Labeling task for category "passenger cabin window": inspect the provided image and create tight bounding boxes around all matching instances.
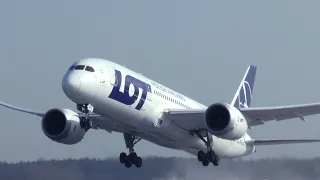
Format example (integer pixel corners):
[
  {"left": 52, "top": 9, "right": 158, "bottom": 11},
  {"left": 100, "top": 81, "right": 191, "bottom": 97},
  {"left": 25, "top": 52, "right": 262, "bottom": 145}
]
[
  {"left": 85, "top": 66, "right": 95, "bottom": 72},
  {"left": 74, "top": 65, "right": 85, "bottom": 70}
]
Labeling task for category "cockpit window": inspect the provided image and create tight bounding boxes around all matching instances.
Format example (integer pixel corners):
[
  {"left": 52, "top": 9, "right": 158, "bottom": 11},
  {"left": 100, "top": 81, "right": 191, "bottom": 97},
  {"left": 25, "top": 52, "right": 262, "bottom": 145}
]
[
  {"left": 74, "top": 65, "right": 85, "bottom": 70},
  {"left": 85, "top": 66, "right": 95, "bottom": 72}
]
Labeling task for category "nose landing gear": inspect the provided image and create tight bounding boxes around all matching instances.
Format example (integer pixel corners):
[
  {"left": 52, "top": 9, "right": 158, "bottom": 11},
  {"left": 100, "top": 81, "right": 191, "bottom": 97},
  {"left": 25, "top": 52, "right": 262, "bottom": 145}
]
[{"left": 77, "top": 104, "right": 92, "bottom": 132}]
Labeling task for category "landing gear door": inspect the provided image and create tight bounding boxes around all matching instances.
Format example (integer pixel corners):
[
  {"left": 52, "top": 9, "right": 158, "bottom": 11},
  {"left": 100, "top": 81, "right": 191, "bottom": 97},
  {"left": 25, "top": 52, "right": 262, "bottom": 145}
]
[{"left": 106, "top": 66, "right": 116, "bottom": 85}]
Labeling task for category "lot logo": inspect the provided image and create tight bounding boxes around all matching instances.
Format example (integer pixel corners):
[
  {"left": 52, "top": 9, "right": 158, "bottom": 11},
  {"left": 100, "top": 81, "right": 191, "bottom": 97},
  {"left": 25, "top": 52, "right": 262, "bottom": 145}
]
[
  {"left": 108, "top": 70, "right": 151, "bottom": 110},
  {"left": 238, "top": 80, "right": 252, "bottom": 108}
]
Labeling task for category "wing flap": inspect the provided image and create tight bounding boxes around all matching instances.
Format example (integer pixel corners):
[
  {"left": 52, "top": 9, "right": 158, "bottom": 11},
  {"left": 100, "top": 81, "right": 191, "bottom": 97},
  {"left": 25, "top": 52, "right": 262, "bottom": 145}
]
[{"left": 164, "top": 109, "right": 206, "bottom": 131}]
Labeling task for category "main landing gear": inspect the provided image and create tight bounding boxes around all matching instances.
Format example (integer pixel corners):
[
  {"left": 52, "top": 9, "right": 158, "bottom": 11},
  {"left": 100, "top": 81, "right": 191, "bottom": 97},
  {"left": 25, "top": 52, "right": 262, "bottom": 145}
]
[
  {"left": 195, "top": 131, "right": 220, "bottom": 167},
  {"left": 119, "top": 133, "right": 143, "bottom": 168},
  {"left": 77, "top": 104, "right": 92, "bottom": 132}
]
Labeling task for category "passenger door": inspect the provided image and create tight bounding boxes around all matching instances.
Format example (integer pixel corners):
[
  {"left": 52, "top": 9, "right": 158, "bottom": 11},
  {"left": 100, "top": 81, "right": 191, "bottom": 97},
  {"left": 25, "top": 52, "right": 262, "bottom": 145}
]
[
  {"left": 100, "top": 65, "right": 116, "bottom": 87},
  {"left": 106, "top": 65, "right": 116, "bottom": 86},
  {"left": 99, "top": 67, "right": 108, "bottom": 87}
]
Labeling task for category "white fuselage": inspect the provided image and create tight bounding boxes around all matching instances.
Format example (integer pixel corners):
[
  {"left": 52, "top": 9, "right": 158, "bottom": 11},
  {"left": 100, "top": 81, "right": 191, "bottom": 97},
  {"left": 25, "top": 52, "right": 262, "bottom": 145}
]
[{"left": 62, "top": 58, "right": 255, "bottom": 159}]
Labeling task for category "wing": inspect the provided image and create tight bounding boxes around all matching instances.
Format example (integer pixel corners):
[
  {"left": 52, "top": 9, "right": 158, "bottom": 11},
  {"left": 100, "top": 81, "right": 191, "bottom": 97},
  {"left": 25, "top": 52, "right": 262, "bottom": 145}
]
[
  {"left": 164, "top": 102, "right": 320, "bottom": 131},
  {"left": 240, "top": 102, "right": 320, "bottom": 126},
  {"left": 245, "top": 139, "right": 320, "bottom": 146},
  {"left": 0, "top": 101, "right": 45, "bottom": 117},
  {"left": 0, "top": 101, "right": 101, "bottom": 118}
]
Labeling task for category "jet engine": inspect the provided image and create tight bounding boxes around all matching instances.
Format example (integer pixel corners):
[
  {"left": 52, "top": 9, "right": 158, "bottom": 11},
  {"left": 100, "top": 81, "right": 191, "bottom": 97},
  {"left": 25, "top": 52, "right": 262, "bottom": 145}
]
[
  {"left": 41, "top": 108, "right": 86, "bottom": 144},
  {"left": 204, "top": 103, "right": 248, "bottom": 140}
]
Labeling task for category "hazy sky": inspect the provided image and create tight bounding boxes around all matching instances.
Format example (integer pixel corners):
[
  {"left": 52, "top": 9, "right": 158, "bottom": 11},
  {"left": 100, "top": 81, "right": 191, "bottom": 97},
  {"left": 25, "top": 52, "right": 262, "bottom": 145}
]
[{"left": 0, "top": 0, "right": 320, "bottom": 163}]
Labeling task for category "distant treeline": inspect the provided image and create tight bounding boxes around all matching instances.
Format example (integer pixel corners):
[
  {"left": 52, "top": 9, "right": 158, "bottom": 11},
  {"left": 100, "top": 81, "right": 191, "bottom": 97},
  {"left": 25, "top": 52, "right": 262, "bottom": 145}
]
[{"left": 0, "top": 157, "right": 319, "bottom": 180}]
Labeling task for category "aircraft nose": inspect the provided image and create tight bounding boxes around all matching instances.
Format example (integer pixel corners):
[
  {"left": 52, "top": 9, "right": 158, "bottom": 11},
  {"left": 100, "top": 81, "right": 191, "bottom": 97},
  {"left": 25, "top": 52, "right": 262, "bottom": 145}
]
[{"left": 62, "top": 72, "right": 81, "bottom": 96}]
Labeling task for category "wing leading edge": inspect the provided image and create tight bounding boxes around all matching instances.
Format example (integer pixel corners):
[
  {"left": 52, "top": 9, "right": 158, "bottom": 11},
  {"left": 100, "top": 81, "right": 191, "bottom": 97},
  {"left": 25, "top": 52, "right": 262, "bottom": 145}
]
[
  {"left": 0, "top": 101, "right": 101, "bottom": 118},
  {"left": 0, "top": 101, "right": 45, "bottom": 117}
]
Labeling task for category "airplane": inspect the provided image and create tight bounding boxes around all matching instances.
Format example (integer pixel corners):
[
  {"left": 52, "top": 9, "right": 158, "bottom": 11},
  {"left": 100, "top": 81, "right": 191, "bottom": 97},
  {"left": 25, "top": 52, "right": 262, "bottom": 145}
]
[{"left": 1, "top": 58, "right": 320, "bottom": 168}]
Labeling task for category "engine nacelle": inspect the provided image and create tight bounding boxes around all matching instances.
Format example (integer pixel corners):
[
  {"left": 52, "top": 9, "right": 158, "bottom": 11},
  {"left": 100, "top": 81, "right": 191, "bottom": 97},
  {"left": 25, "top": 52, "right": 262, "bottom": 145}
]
[
  {"left": 41, "top": 108, "right": 85, "bottom": 145},
  {"left": 204, "top": 103, "right": 248, "bottom": 140}
]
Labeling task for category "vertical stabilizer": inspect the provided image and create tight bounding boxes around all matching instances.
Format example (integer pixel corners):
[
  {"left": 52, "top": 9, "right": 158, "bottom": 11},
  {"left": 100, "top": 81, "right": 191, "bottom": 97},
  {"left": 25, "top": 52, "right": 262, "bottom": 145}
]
[{"left": 231, "top": 65, "right": 257, "bottom": 109}]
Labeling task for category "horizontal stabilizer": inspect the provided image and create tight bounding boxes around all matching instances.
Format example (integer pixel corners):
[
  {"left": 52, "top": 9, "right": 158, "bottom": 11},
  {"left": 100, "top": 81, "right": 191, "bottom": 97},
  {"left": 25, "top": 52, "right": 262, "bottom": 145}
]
[{"left": 246, "top": 139, "right": 320, "bottom": 146}]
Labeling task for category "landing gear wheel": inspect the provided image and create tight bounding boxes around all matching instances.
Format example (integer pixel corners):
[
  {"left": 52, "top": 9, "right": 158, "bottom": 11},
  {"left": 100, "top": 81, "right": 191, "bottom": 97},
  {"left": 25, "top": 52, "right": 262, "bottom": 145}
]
[
  {"left": 119, "top": 152, "right": 127, "bottom": 164},
  {"left": 129, "top": 152, "right": 138, "bottom": 163},
  {"left": 134, "top": 157, "right": 142, "bottom": 168},
  {"left": 202, "top": 160, "right": 209, "bottom": 166},
  {"left": 207, "top": 150, "right": 216, "bottom": 163},
  {"left": 197, "top": 150, "right": 206, "bottom": 162},
  {"left": 213, "top": 155, "right": 220, "bottom": 166},
  {"left": 124, "top": 161, "right": 132, "bottom": 168}
]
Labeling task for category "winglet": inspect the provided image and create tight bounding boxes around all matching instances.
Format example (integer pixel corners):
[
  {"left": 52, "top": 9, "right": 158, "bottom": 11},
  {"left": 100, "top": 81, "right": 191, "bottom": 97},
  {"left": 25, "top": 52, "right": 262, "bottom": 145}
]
[
  {"left": 231, "top": 65, "right": 257, "bottom": 109},
  {"left": 294, "top": 112, "right": 307, "bottom": 121}
]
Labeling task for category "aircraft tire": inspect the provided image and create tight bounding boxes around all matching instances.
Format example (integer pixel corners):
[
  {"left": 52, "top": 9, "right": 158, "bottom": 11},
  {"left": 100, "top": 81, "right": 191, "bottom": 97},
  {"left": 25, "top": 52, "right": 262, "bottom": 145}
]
[
  {"left": 129, "top": 152, "right": 138, "bottom": 163},
  {"left": 120, "top": 152, "right": 127, "bottom": 164},
  {"left": 202, "top": 160, "right": 209, "bottom": 166},
  {"left": 207, "top": 150, "right": 216, "bottom": 163},
  {"left": 213, "top": 155, "right": 220, "bottom": 166},
  {"left": 197, "top": 150, "right": 206, "bottom": 162},
  {"left": 125, "top": 161, "right": 132, "bottom": 168},
  {"left": 134, "top": 157, "right": 142, "bottom": 168}
]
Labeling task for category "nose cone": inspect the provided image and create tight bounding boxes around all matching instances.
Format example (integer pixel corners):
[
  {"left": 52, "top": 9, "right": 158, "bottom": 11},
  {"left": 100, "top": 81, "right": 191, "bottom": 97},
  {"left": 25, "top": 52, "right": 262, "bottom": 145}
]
[{"left": 62, "top": 73, "right": 81, "bottom": 97}]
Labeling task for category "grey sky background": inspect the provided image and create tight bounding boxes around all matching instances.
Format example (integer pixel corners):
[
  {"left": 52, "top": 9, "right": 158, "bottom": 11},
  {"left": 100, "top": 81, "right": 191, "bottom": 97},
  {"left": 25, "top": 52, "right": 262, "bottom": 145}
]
[{"left": 0, "top": 0, "right": 320, "bottom": 162}]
